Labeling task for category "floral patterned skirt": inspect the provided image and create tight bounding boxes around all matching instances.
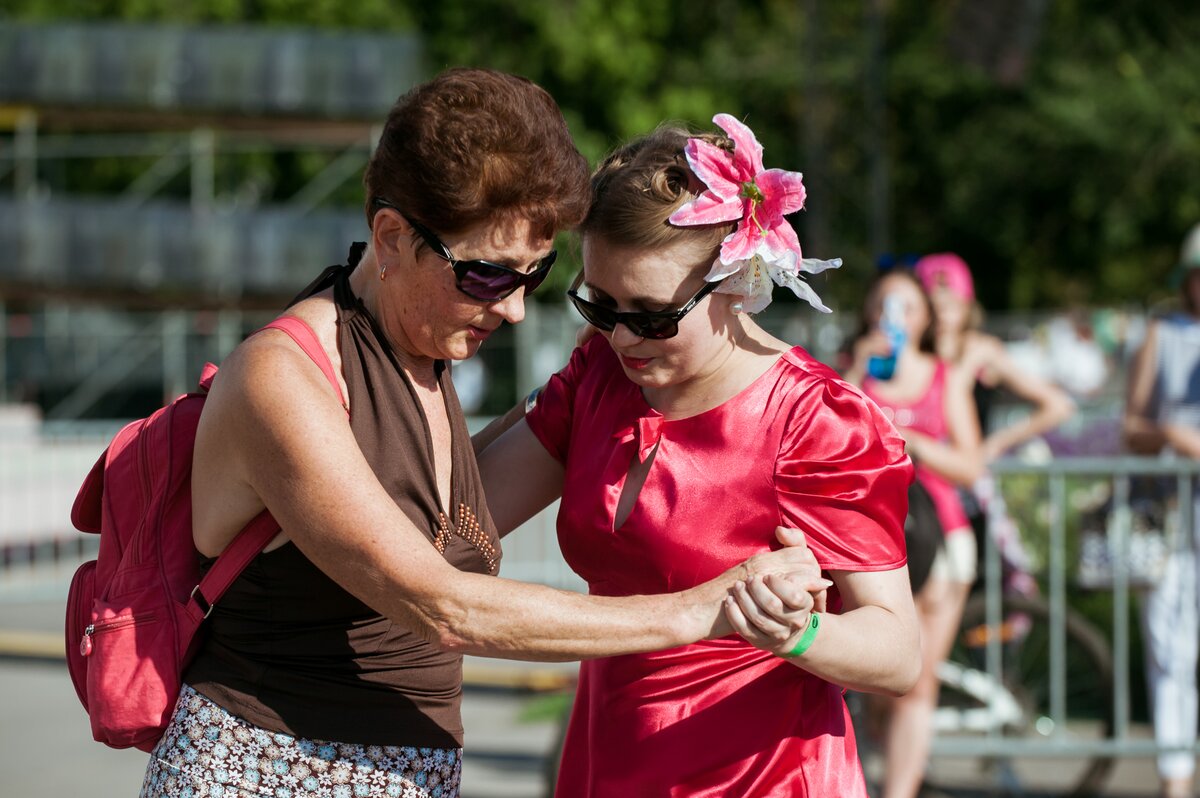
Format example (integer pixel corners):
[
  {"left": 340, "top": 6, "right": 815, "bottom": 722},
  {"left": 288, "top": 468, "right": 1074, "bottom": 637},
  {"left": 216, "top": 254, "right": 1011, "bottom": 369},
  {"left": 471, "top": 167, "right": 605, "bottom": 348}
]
[{"left": 140, "top": 685, "right": 462, "bottom": 798}]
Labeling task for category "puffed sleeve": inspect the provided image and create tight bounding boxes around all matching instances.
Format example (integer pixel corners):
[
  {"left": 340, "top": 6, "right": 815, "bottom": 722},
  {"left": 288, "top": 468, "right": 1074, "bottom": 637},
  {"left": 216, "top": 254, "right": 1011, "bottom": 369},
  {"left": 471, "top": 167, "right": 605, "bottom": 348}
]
[
  {"left": 775, "top": 374, "right": 912, "bottom": 572},
  {"left": 524, "top": 337, "right": 596, "bottom": 464}
]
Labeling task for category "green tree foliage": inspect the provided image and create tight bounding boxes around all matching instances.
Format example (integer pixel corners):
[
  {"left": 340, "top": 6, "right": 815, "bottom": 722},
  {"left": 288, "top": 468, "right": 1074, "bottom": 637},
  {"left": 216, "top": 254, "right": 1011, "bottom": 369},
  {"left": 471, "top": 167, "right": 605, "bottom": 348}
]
[
  {"left": 886, "top": 1, "right": 1200, "bottom": 310},
  {"left": 3, "top": 0, "right": 1198, "bottom": 310}
]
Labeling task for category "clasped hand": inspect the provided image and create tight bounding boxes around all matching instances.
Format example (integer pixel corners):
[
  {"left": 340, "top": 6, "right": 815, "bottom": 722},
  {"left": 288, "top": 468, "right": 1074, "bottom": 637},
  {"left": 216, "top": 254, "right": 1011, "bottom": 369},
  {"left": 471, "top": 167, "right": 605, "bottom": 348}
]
[{"left": 727, "top": 526, "right": 830, "bottom": 657}]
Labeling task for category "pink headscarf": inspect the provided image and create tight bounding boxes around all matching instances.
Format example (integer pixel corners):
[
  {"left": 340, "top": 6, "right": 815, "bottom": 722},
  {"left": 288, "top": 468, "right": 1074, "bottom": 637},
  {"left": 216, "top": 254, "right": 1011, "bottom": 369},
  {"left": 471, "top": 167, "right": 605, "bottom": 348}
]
[{"left": 915, "top": 252, "right": 975, "bottom": 302}]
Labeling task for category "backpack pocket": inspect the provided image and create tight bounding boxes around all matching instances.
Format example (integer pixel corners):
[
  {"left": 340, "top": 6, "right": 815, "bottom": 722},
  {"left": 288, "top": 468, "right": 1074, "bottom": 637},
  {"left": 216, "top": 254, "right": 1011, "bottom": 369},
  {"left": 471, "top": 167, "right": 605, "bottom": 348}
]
[
  {"left": 83, "top": 596, "right": 172, "bottom": 751},
  {"left": 65, "top": 560, "right": 97, "bottom": 709}
]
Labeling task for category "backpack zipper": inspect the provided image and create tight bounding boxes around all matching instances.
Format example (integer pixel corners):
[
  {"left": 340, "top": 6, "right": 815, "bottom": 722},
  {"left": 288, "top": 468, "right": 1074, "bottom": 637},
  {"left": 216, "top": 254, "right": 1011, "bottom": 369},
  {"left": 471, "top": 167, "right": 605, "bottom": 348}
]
[{"left": 79, "top": 612, "right": 155, "bottom": 657}]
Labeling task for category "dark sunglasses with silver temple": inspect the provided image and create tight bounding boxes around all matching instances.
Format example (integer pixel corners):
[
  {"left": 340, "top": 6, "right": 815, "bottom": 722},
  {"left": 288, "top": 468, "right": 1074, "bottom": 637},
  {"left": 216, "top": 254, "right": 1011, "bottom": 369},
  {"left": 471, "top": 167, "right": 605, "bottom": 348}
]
[
  {"left": 372, "top": 198, "right": 557, "bottom": 302},
  {"left": 567, "top": 278, "right": 723, "bottom": 340}
]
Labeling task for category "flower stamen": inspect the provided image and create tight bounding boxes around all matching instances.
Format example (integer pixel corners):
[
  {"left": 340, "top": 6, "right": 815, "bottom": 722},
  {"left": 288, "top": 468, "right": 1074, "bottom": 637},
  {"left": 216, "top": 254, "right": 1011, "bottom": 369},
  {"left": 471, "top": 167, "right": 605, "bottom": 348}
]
[{"left": 739, "top": 181, "right": 765, "bottom": 204}]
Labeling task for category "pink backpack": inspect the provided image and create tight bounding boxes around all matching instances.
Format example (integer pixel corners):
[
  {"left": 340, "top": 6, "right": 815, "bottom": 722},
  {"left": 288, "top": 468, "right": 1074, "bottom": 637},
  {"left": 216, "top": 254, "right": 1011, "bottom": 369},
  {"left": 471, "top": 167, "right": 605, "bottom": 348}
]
[{"left": 65, "top": 317, "right": 343, "bottom": 751}]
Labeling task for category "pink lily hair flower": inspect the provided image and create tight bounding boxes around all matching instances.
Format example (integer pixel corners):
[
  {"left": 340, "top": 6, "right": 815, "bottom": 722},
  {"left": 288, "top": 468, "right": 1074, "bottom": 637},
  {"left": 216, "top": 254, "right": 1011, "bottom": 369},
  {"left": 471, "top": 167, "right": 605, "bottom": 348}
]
[{"left": 668, "top": 113, "right": 841, "bottom": 313}]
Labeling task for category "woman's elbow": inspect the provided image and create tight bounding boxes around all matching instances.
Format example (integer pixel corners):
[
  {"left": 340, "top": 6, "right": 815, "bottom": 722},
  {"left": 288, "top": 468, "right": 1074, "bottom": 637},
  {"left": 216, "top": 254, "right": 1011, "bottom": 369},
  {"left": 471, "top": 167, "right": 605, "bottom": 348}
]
[
  {"left": 884, "top": 617, "right": 922, "bottom": 695},
  {"left": 392, "top": 595, "right": 475, "bottom": 654},
  {"left": 955, "top": 457, "right": 985, "bottom": 487},
  {"left": 872, "top": 652, "right": 922, "bottom": 697},
  {"left": 429, "top": 621, "right": 473, "bottom": 654},
  {"left": 890, "top": 652, "right": 923, "bottom": 696},
  {"left": 1051, "top": 394, "right": 1076, "bottom": 426}
]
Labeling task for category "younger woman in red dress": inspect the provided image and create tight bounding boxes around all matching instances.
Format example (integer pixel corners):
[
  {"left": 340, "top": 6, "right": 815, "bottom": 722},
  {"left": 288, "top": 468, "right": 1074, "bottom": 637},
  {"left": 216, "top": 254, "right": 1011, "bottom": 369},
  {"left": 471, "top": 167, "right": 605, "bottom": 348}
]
[{"left": 478, "top": 116, "right": 920, "bottom": 796}]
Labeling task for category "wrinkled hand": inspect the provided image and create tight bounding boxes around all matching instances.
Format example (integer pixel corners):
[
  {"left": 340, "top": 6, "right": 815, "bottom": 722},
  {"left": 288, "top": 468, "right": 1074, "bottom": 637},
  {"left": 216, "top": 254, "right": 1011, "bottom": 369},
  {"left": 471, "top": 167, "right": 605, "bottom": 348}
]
[
  {"left": 741, "top": 526, "right": 824, "bottom": 584},
  {"left": 725, "top": 571, "right": 831, "bottom": 657},
  {"left": 726, "top": 527, "right": 831, "bottom": 656},
  {"left": 705, "top": 527, "right": 828, "bottom": 640}
]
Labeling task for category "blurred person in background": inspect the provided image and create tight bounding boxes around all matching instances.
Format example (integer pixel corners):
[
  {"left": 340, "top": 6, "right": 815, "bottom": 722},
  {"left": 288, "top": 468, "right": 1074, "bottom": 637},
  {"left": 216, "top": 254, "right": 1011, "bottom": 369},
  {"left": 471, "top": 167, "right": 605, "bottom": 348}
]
[
  {"left": 916, "top": 253, "right": 1075, "bottom": 464},
  {"left": 844, "top": 267, "right": 984, "bottom": 798},
  {"left": 144, "top": 69, "right": 821, "bottom": 798},
  {"left": 916, "top": 252, "right": 1075, "bottom": 594},
  {"left": 477, "top": 116, "right": 921, "bottom": 796},
  {"left": 1123, "top": 222, "right": 1200, "bottom": 798}
]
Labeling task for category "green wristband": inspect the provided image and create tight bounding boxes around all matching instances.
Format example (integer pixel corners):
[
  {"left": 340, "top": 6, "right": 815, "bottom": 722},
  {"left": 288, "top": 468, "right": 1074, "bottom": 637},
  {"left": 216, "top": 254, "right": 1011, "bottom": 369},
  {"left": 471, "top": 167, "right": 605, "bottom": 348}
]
[{"left": 784, "top": 612, "right": 821, "bottom": 659}]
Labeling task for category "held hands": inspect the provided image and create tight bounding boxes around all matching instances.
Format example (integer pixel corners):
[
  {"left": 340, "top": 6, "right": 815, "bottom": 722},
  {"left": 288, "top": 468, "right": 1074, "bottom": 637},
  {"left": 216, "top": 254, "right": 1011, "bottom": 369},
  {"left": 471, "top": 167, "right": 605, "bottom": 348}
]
[
  {"left": 725, "top": 527, "right": 831, "bottom": 658},
  {"left": 738, "top": 526, "right": 825, "bottom": 584}
]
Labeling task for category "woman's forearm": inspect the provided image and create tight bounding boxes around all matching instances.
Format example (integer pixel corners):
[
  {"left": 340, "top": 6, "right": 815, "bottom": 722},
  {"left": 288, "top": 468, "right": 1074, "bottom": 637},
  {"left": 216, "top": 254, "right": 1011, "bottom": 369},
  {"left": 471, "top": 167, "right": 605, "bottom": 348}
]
[
  {"left": 1164, "top": 423, "right": 1200, "bottom": 459},
  {"left": 471, "top": 398, "right": 528, "bottom": 455},
  {"left": 413, "top": 572, "right": 717, "bottom": 661},
  {"left": 905, "top": 430, "right": 982, "bottom": 486},
  {"left": 785, "top": 606, "right": 920, "bottom": 696},
  {"left": 382, "top": 544, "right": 819, "bottom": 662},
  {"left": 984, "top": 393, "right": 1075, "bottom": 460}
]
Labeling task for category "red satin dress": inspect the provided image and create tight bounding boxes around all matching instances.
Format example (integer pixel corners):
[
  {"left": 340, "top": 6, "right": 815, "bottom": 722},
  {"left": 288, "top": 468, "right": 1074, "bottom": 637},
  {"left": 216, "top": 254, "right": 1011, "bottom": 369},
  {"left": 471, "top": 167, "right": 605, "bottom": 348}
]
[{"left": 526, "top": 337, "right": 911, "bottom": 797}]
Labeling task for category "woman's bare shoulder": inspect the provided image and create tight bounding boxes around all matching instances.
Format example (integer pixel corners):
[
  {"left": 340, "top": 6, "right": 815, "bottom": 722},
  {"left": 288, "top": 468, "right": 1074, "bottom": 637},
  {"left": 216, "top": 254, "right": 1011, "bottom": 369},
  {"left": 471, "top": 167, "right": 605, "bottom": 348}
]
[
  {"left": 203, "top": 300, "right": 346, "bottom": 447},
  {"left": 962, "top": 330, "right": 1004, "bottom": 359}
]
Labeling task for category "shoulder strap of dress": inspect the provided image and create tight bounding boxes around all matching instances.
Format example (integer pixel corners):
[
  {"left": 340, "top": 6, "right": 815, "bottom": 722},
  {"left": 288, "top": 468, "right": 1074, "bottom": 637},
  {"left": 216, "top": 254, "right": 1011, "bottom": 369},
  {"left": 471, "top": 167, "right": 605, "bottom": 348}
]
[
  {"left": 933, "top": 357, "right": 948, "bottom": 383},
  {"left": 259, "top": 316, "right": 348, "bottom": 411}
]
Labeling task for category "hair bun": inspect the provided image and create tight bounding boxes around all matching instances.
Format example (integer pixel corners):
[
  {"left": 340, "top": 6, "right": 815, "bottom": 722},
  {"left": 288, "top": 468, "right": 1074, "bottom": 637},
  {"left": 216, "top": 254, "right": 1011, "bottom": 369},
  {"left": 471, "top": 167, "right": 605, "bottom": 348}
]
[{"left": 648, "top": 162, "right": 693, "bottom": 202}]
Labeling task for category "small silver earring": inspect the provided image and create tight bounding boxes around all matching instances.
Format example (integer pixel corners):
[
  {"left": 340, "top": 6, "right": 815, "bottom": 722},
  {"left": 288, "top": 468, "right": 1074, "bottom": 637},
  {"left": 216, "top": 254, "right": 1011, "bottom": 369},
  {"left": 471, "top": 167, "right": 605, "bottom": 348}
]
[
  {"left": 731, "top": 301, "right": 744, "bottom": 314},
  {"left": 379, "top": 264, "right": 387, "bottom": 281}
]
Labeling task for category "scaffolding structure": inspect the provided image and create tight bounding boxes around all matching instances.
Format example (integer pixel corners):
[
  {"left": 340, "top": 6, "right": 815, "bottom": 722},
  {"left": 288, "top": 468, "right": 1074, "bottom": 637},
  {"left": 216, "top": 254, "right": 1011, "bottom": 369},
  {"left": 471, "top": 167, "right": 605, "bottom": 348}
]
[{"left": 0, "top": 21, "right": 424, "bottom": 417}]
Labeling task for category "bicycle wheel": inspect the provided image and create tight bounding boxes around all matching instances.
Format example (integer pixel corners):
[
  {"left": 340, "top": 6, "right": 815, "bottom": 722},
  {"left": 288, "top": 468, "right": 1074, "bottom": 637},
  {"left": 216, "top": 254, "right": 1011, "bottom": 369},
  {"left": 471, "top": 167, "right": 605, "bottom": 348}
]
[{"left": 928, "top": 593, "right": 1115, "bottom": 798}]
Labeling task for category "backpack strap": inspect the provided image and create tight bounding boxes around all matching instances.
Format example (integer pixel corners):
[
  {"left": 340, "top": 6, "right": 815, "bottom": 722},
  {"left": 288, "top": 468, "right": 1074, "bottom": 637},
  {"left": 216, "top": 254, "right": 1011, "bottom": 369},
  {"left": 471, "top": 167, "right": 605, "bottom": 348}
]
[
  {"left": 188, "top": 316, "right": 349, "bottom": 617},
  {"left": 191, "top": 509, "right": 281, "bottom": 617},
  {"left": 260, "top": 316, "right": 348, "bottom": 411}
]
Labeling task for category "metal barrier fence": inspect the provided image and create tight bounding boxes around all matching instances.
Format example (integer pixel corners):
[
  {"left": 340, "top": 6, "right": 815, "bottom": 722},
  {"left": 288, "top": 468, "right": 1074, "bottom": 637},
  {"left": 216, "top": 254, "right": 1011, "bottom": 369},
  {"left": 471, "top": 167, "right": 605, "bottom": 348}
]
[{"left": 932, "top": 455, "right": 1200, "bottom": 769}]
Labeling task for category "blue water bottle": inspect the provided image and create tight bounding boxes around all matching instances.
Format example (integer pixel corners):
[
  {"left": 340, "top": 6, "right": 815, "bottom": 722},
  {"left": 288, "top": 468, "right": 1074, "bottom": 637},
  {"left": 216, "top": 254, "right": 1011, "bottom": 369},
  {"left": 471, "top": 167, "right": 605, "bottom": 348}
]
[{"left": 867, "top": 293, "right": 907, "bottom": 380}]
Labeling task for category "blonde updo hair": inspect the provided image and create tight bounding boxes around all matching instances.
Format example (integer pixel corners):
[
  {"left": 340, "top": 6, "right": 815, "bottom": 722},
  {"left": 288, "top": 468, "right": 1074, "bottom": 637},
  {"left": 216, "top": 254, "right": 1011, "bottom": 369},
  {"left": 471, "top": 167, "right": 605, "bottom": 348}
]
[{"left": 581, "top": 125, "right": 737, "bottom": 257}]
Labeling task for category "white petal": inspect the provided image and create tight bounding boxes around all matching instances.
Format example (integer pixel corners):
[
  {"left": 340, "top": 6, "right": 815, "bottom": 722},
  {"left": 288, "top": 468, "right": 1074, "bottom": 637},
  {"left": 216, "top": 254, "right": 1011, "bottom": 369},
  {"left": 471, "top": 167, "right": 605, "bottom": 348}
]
[
  {"left": 705, "top": 255, "right": 745, "bottom": 282},
  {"left": 741, "top": 283, "right": 774, "bottom": 313},
  {"left": 774, "top": 269, "right": 833, "bottom": 313},
  {"left": 716, "top": 257, "right": 774, "bottom": 313},
  {"left": 799, "top": 257, "right": 842, "bottom": 275}
]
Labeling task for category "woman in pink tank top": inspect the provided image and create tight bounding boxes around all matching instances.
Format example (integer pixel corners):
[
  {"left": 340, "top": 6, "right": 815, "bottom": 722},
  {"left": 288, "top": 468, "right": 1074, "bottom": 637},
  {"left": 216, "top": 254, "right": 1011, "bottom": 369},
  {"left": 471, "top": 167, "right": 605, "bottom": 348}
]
[{"left": 844, "top": 267, "right": 983, "bottom": 798}]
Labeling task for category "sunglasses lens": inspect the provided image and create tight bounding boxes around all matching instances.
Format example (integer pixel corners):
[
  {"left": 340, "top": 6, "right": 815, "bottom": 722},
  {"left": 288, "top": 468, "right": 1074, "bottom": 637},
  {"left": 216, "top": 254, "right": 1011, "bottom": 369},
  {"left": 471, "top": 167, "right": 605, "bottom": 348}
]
[
  {"left": 524, "top": 252, "right": 555, "bottom": 294},
  {"left": 568, "top": 297, "right": 681, "bottom": 339},
  {"left": 458, "top": 252, "right": 557, "bottom": 302},
  {"left": 569, "top": 294, "right": 615, "bottom": 331},
  {"left": 458, "top": 263, "right": 520, "bottom": 301},
  {"left": 632, "top": 318, "right": 678, "bottom": 339}
]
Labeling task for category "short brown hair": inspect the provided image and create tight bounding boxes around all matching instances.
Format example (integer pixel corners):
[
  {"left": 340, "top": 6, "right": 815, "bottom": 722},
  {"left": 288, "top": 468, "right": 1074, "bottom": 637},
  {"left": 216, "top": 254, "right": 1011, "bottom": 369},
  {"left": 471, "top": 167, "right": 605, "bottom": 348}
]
[
  {"left": 364, "top": 68, "right": 590, "bottom": 239},
  {"left": 581, "top": 125, "right": 736, "bottom": 256}
]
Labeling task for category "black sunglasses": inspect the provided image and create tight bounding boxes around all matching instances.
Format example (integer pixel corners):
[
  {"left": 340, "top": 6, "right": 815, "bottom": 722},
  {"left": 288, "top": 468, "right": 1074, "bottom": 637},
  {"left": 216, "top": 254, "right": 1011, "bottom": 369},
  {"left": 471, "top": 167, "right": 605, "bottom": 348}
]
[
  {"left": 567, "top": 279, "right": 722, "bottom": 339},
  {"left": 372, "top": 198, "right": 557, "bottom": 302}
]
